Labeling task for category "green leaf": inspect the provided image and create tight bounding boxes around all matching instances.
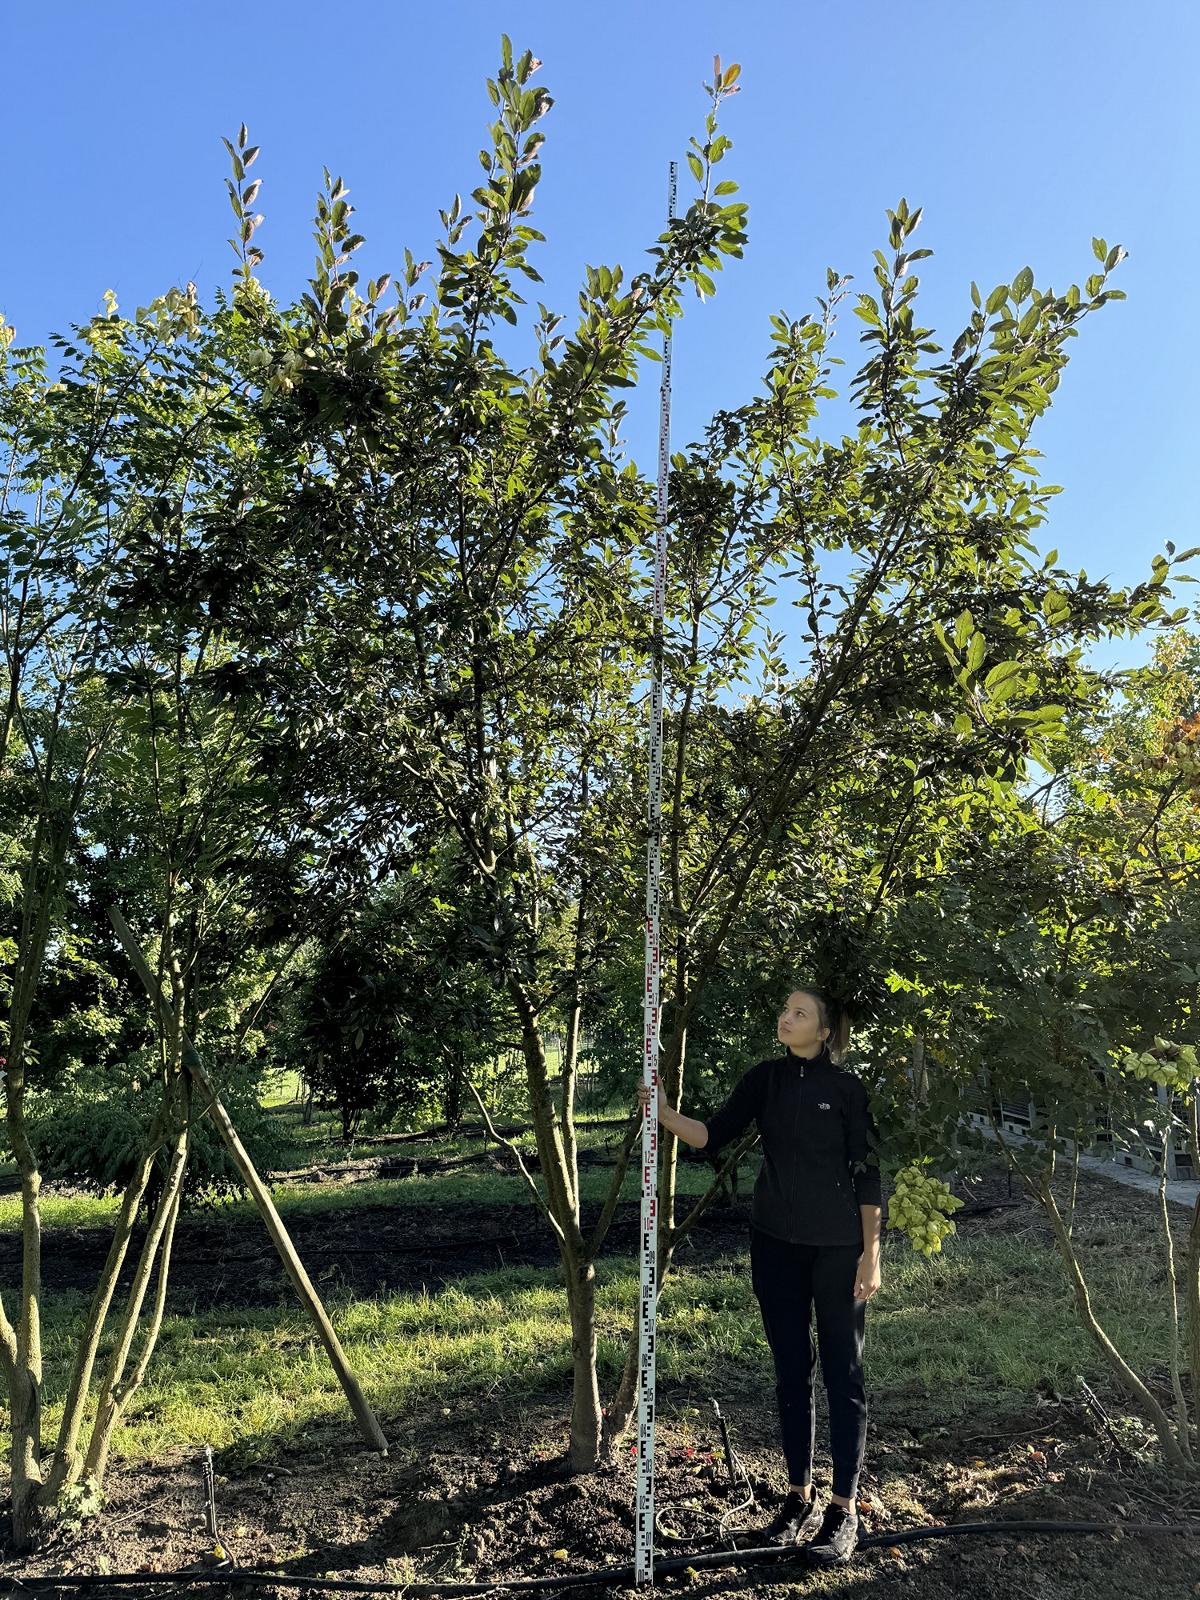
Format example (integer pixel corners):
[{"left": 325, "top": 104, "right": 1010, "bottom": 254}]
[
  {"left": 1091, "top": 236, "right": 1107, "bottom": 262},
  {"left": 985, "top": 285, "right": 1008, "bottom": 314},
  {"left": 932, "top": 620, "right": 956, "bottom": 662},
  {"left": 988, "top": 674, "right": 1024, "bottom": 706},
  {"left": 687, "top": 151, "right": 704, "bottom": 183},
  {"left": 966, "top": 633, "right": 986, "bottom": 674},
  {"left": 1011, "top": 265, "right": 1034, "bottom": 300}
]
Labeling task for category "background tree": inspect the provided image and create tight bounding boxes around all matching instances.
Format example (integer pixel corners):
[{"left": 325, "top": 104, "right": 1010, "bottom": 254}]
[
  {"left": 290, "top": 846, "right": 516, "bottom": 1141},
  {"left": 856, "top": 626, "right": 1200, "bottom": 1477}
]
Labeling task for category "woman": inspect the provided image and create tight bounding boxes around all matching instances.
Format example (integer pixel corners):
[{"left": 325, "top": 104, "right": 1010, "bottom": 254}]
[{"left": 636, "top": 986, "right": 882, "bottom": 1567}]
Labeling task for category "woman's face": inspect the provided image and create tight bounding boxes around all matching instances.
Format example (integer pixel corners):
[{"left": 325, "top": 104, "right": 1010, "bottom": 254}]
[{"left": 777, "top": 992, "right": 828, "bottom": 1055}]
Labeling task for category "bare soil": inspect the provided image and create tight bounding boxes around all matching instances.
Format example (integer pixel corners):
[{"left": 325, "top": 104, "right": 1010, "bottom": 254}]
[{"left": 3, "top": 1161, "right": 1200, "bottom": 1597}]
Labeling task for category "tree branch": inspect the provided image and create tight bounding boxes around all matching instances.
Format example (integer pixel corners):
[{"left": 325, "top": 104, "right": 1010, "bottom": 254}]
[
  {"left": 584, "top": 1112, "right": 642, "bottom": 1258},
  {"left": 0, "top": 1289, "right": 19, "bottom": 1394},
  {"left": 464, "top": 1074, "right": 566, "bottom": 1246},
  {"left": 671, "top": 1131, "right": 761, "bottom": 1246}
]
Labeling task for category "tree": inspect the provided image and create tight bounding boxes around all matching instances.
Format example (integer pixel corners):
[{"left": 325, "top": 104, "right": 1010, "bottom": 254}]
[
  {"left": 291, "top": 846, "right": 514, "bottom": 1142},
  {"left": 854, "top": 627, "right": 1200, "bottom": 1475},
  {"left": 206, "top": 42, "right": 749, "bottom": 1473},
  {"left": 202, "top": 42, "right": 1187, "bottom": 1471},
  {"left": 0, "top": 205, "right": 418, "bottom": 1551}
]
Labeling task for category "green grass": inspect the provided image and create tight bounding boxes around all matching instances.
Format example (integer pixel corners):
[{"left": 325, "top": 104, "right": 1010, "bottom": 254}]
[
  {"left": 0, "top": 1166, "right": 1179, "bottom": 1473},
  {"left": 0, "top": 1144, "right": 722, "bottom": 1234},
  {"left": 260, "top": 1068, "right": 304, "bottom": 1110},
  {"left": 1, "top": 1076, "right": 1183, "bottom": 1476},
  {"left": 0, "top": 1088, "right": 648, "bottom": 1233},
  {"left": 264, "top": 1109, "right": 620, "bottom": 1172},
  {"left": 258, "top": 1049, "right": 605, "bottom": 1171}
]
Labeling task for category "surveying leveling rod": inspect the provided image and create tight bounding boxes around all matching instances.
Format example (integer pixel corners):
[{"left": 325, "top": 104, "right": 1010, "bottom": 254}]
[{"left": 636, "top": 159, "right": 677, "bottom": 1589}]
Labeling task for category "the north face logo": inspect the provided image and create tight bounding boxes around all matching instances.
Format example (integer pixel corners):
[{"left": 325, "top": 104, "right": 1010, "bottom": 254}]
[{"left": 818, "top": 1101, "right": 831, "bottom": 1110}]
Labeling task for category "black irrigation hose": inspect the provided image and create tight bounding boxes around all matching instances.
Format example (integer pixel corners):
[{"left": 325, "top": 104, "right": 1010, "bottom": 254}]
[{"left": 5, "top": 1519, "right": 1200, "bottom": 1598}]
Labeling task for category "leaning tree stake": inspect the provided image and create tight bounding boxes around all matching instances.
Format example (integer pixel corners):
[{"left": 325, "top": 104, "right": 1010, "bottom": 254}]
[
  {"left": 107, "top": 902, "right": 389, "bottom": 1457},
  {"left": 635, "top": 159, "right": 676, "bottom": 1589}
]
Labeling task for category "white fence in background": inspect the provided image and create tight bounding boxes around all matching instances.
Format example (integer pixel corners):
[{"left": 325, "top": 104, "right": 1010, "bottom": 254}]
[{"left": 955, "top": 1067, "right": 1196, "bottom": 1182}]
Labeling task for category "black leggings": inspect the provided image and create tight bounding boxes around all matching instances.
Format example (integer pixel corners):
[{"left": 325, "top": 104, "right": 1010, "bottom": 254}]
[{"left": 749, "top": 1224, "right": 868, "bottom": 1501}]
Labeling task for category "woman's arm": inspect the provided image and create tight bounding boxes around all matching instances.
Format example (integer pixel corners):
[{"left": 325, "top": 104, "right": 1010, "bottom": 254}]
[
  {"left": 846, "top": 1079, "right": 883, "bottom": 1207},
  {"left": 637, "top": 1064, "right": 764, "bottom": 1152},
  {"left": 658, "top": 1088, "right": 710, "bottom": 1149},
  {"left": 859, "top": 1203, "right": 882, "bottom": 1258},
  {"left": 636, "top": 1080, "right": 708, "bottom": 1146},
  {"left": 855, "top": 1204, "right": 883, "bottom": 1299}
]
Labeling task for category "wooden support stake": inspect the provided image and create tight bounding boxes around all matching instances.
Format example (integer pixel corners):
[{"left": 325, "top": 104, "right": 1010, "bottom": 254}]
[{"left": 107, "top": 903, "right": 389, "bottom": 1456}]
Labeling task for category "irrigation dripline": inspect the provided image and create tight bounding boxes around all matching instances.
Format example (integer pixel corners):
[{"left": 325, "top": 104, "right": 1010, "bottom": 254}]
[{"left": 4, "top": 1517, "right": 1200, "bottom": 1597}]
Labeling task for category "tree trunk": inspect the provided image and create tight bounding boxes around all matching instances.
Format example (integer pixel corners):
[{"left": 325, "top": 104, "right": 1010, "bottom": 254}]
[
  {"left": 81, "top": 1116, "right": 191, "bottom": 1489},
  {"left": 564, "top": 1249, "right": 603, "bottom": 1471},
  {"left": 912, "top": 1030, "right": 928, "bottom": 1107},
  {"left": 504, "top": 975, "right": 606, "bottom": 1468},
  {"left": 560, "top": 851, "right": 592, "bottom": 1216},
  {"left": 1035, "top": 1172, "right": 1196, "bottom": 1475},
  {"left": 6, "top": 1359, "right": 42, "bottom": 1552},
  {"left": 3, "top": 818, "right": 75, "bottom": 1551},
  {"left": 562, "top": 992, "right": 584, "bottom": 1222},
  {"left": 5, "top": 1062, "right": 46, "bottom": 1554},
  {"left": 40, "top": 1135, "right": 162, "bottom": 1504},
  {"left": 444, "top": 1048, "right": 463, "bottom": 1131}
]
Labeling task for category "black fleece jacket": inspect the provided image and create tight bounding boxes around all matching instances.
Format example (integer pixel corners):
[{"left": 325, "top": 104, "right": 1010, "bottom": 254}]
[{"left": 701, "top": 1041, "right": 883, "bottom": 1247}]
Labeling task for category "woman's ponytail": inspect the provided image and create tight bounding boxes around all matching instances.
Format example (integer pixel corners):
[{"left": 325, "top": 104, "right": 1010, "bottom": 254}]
[{"left": 828, "top": 1001, "right": 853, "bottom": 1064}]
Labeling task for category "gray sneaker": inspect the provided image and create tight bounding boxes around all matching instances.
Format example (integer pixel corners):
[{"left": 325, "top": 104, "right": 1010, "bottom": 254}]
[
  {"left": 761, "top": 1488, "right": 820, "bottom": 1545},
  {"left": 803, "top": 1501, "right": 859, "bottom": 1565}
]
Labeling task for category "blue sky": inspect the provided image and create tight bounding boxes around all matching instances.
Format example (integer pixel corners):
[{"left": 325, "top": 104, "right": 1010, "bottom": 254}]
[{"left": 4, "top": 0, "right": 1196, "bottom": 680}]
